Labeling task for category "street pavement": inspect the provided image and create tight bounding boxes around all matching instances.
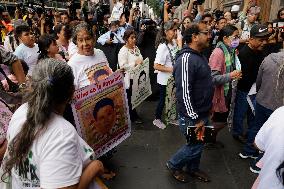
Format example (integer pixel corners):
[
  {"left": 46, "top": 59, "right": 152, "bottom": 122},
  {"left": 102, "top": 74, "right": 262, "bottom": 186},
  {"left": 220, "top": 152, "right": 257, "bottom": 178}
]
[{"left": 104, "top": 101, "right": 257, "bottom": 189}]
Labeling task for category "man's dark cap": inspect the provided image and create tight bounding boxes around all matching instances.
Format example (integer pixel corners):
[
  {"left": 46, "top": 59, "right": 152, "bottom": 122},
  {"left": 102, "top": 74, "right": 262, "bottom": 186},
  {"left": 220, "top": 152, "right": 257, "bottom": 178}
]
[{"left": 250, "top": 24, "right": 270, "bottom": 38}]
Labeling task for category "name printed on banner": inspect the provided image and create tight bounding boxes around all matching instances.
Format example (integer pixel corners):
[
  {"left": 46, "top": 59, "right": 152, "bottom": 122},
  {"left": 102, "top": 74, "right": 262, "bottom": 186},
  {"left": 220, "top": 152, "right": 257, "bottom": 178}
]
[{"left": 75, "top": 73, "right": 123, "bottom": 101}]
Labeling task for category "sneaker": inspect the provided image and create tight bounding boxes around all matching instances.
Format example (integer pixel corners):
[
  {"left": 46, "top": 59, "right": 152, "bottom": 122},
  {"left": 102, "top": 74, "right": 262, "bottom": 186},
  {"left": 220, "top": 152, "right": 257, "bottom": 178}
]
[
  {"left": 239, "top": 152, "right": 258, "bottom": 159},
  {"left": 169, "top": 119, "right": 179, "bottom": 126},
  {"left": 153, "top": 119, "right": 166, "bottom": 129},
  {"left": 250, "top": 164, "right": 261, "bottom": 174}
]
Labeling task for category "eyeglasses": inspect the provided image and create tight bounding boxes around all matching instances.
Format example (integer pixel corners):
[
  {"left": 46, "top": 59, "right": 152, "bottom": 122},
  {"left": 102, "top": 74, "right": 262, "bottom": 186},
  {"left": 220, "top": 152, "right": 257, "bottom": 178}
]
[
  {"left": 199, "top": 30, "right": 210, "bottom": 36},
  {"left": 203, "top": 20, "right": 211, "bottom": 24},
  {"left": 229, "top": 35, "right": 240, "bottom": 40}
]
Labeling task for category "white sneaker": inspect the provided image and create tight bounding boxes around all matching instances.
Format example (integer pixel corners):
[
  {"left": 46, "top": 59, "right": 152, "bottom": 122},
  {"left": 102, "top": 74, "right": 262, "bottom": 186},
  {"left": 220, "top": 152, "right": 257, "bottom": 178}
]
[
  {"left": 153, "top": 119, "right": 166, "bottom": 129},
  {"left": 169, "top": 119, "right": 179, "bottom": 126}
]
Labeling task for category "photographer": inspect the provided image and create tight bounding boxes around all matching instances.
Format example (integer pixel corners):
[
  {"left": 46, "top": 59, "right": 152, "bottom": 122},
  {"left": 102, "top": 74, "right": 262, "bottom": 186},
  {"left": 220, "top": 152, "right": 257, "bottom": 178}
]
[
  {"left": 186, "top": 0, "right": 205, "bottom": 23},
  {"left": 97, "top": 20, "right": 125, "bottom": 45},
  {"left": 273, "top": 8, "right": 284, "bottom": 42},
  {"left": 136, "top": 18, "right": 158, "bottom": 98}
]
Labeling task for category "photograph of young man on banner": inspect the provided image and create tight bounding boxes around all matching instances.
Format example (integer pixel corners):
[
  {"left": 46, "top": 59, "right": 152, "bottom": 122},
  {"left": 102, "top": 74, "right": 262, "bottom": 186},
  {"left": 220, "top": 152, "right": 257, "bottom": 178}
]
[
  {"left": 130, "top": 58, "right": 152, "bottom": 109},
  {"left": 85, "top": 62, "right": 113, "bottom": 84},
  {"left": 72, "top": 72, "right": 131, "bottom": 158},
  {"left": 165, "top": 76, "right": 177, "bottom": 125}
]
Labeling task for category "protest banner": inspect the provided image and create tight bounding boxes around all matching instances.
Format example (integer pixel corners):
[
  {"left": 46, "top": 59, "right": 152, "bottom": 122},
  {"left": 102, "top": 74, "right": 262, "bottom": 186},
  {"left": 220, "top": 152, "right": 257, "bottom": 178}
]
[
  {"left": 84, "top": 62, "right": 113, "bottom": 84},
  {"left": 130, "top": 58, "right": 152, "bottom": 109},
  {"left": 71, "top": 72, "right": 131, "bottom": 158},
  {"left": 165, "top": 76, "right": 177, "bottom": 124}
]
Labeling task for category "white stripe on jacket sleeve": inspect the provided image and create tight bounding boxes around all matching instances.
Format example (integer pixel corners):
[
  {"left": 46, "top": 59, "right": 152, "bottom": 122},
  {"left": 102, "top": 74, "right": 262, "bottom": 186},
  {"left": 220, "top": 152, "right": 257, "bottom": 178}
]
[{"left": 181, "top": 53, "right": 199, "bottom": 119}]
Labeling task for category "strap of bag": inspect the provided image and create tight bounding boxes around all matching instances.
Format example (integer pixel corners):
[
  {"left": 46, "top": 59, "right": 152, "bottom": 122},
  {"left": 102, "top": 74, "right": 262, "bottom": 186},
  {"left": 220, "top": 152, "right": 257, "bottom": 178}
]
[
  {"left": 166, "top": 44, "right": 175, "bottom": 66},
  {"left": 113, "top": 32, "right": 122, "bottom": 44}
]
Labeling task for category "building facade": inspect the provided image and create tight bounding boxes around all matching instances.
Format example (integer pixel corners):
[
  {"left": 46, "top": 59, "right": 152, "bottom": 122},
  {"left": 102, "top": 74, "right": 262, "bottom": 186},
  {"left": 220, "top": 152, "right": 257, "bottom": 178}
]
[
  {"left": 173, "top": 0, "right": 283, "bottom": 22},
  {"left": 204, "top": 0, "right": 283, "bottom": 22}
]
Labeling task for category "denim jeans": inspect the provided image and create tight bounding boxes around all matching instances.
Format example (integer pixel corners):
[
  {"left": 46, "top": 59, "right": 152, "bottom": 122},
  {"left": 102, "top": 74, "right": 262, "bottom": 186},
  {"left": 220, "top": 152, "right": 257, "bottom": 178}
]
[
  {"left": 155, "top": 84, "right": 166, "bottom": 119},
  {"left": 243, "top": 102, "right": 273, "bottom": 155},
  {"left": 232, "top": 90, "right": 255, "bottom": 137},
  {"left": 168, "top": 116, "right": 209, "bottom": 172}
]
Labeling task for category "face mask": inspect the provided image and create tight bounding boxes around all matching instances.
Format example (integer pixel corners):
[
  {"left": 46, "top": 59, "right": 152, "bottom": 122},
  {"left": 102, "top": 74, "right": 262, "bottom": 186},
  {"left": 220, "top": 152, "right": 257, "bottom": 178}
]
[{"left": 231, "top": 38, "right": 240, "bottom": 48}]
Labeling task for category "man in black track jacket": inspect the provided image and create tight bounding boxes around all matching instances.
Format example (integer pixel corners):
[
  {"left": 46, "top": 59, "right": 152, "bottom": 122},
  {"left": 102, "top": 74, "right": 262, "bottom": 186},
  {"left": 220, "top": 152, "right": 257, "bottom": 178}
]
[{"left": 166, "top": 22, "right": 214, "bottom": 183}]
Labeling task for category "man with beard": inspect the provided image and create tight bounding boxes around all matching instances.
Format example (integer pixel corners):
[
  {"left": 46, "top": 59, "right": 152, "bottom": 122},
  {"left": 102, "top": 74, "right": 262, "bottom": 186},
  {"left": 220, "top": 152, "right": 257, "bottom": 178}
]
[{"left": 166, "top": 22, "right": 214, "bottom": 183}]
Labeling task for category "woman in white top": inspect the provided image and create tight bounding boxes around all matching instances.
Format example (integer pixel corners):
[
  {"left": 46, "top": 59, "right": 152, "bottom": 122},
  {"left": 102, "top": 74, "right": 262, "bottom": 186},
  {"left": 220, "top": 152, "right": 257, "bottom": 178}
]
[
  {"left": 153, "top": 21, "right": 179, "bottom": 129},
  {"left": 118, "top": 29, "right": 143, "bottom": 124},
  {"left": 0, "top": 59, "right": 104, "bottom": 189},
  {"left": 68, "top": 23, "right": 112, "bottom": 90}
]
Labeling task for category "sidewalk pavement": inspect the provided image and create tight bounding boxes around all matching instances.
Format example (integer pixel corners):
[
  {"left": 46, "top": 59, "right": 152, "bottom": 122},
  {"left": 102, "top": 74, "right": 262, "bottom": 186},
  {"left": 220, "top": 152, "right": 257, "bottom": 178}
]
[{"left": 105, "top": 101, "right": 257, "bottom": 189}]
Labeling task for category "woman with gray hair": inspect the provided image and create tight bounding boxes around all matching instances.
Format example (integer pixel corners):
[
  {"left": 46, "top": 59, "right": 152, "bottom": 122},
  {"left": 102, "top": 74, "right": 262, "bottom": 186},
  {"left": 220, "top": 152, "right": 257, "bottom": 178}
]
[
  {"left": 0, "top": 58, "right": 104, "bottom": 188},
  {"left": 68, "top": 22, "right": 112, "bottom": 90}
]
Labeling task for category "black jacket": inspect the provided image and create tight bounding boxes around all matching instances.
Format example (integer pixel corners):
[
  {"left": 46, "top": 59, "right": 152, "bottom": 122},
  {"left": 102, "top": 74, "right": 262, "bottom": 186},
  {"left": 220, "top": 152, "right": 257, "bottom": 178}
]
[
  {"left": 173, "top": 47, "right": 214, "bottom": 121},
  {"left": 237, "top": 44, "right": 266, "bottom": 92}
]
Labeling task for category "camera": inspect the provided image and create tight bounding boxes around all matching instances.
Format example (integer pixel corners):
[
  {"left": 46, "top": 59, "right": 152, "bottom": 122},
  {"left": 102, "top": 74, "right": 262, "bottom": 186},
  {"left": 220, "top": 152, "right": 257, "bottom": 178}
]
[
  {"left": 273, "top": 22, "right": 284, "bottom": 32},
  {"left": 165, "top": 0, "right": 181, "bottom": 13},
  {"left": 110, "top": 32, "right": 114, "bottom": 40},
  {"left": 193, "top": 0, "right": 205, "bottom": 5},
  {"left": 139, "top": 18, "right": 156, "bottom": 31},
  {"left": 124, "top": 0, "right": 133, "bottom": 15},
  {"left": 214, "top": 10, "right": 224, "bottom": 20}
]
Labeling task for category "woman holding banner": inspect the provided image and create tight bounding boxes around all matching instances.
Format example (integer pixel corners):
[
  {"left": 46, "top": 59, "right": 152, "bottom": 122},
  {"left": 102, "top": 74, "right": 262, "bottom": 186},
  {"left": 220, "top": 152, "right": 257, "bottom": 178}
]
[
  {"left": 0, "top": 59, "right": 105, "bottom": 188},
  {"left": 153, "top": 21, "right": 179, "bottom": 129},
  {"left": 68, "top": 22, "right": 112, "bottom": 90},
  {"left": 118, "top": 29, "right": 144, "bottom": 124}
]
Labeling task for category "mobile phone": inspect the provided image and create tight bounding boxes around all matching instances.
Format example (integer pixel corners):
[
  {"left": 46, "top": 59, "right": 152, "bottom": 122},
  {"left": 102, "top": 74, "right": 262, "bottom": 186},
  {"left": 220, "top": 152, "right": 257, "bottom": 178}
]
[{"left": 110, "top": 33, "right": 114, "bottom": 40}]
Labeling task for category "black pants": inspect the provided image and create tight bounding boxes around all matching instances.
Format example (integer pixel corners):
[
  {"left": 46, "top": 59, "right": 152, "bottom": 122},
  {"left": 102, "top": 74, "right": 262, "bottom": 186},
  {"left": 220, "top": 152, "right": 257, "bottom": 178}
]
[
  {"left": 155, "top": 84, "right": 166, "bottom": 119},
  {"left": 126, "top": 80, "right": 139, "bottom": 121}
]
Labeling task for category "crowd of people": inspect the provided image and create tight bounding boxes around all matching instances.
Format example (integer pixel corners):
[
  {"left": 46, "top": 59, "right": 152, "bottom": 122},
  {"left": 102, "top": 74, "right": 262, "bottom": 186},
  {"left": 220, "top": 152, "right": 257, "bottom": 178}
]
[{"left": 0, "top": 0, "right": 283, "bottom": 188}]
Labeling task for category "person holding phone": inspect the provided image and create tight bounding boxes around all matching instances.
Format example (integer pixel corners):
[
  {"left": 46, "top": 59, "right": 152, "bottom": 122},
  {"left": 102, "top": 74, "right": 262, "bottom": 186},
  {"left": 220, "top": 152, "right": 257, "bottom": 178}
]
[{"left": 97, "top": 21, "right": 125, "bottom": 45}]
